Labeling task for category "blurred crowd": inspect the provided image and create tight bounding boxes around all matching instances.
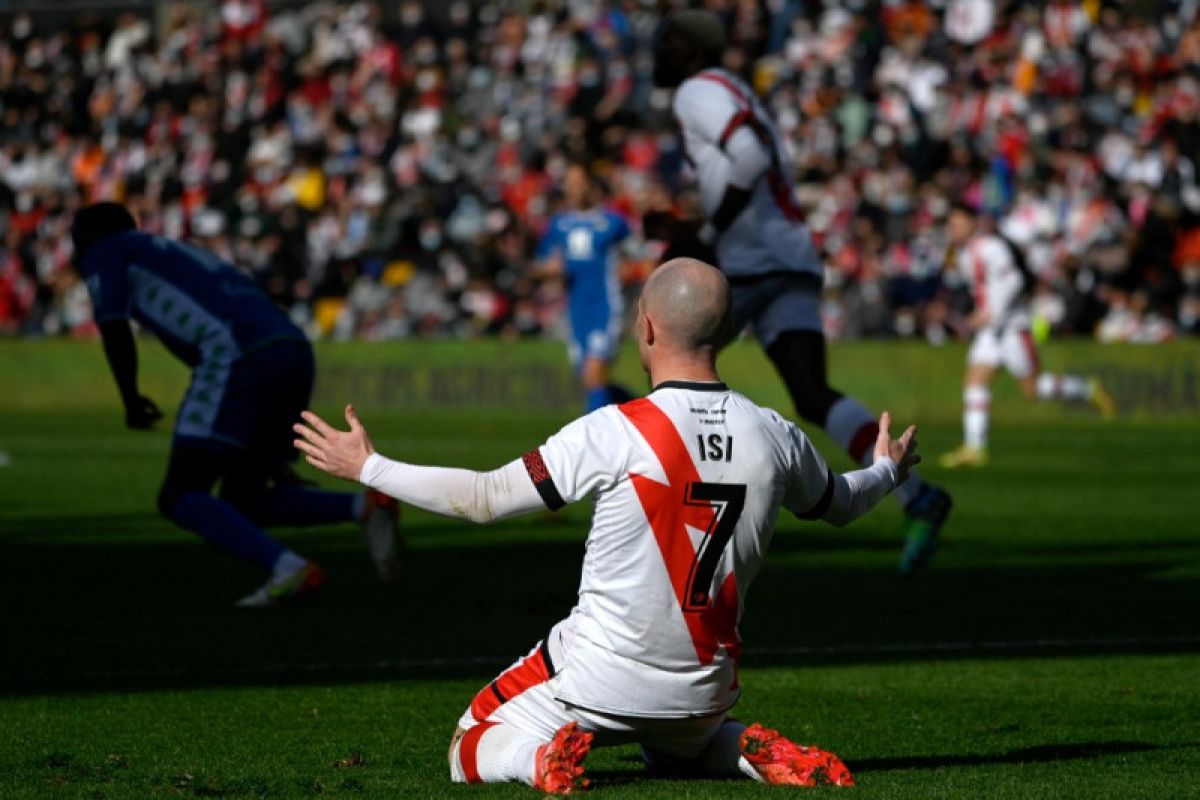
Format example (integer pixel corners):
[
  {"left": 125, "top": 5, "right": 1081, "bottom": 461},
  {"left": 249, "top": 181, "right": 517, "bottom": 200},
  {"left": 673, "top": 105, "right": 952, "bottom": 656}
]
[{"left": 1, "top": 0, "right": 1199, "bottom": 344}]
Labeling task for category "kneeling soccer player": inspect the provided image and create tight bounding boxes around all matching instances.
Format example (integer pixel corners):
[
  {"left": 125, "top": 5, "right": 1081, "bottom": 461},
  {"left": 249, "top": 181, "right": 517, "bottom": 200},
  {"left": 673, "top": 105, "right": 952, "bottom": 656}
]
[
  {"left": 72, "top": 202, "right": 401, "bottom": 606},
  {"left": 296, "top": 259, "right": 920, "bottom": 792}
]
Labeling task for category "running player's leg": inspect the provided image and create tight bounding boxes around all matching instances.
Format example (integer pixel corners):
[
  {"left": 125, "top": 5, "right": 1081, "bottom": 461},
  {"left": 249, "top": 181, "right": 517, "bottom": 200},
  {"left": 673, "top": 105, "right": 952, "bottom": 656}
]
[
  {"left": 157, "top": 441, "right": 307, "bottom": 576},
  {"left": 167, "top": 350, "right": 325, "bottom": 603},
  {"left": 581, "top": 354, "right": 615, "bottom": 412},
  {"left": 225, "top": 341, "right": 362, "bottom": 527},
  {"left": 743, "top": 276, "right": 950, "bottom": 572},
  {"left": 577, "top": 325, "right": 629, "bottom": 412},
  {"left": 1005, "top": 328, "right": 1117, "bottom": 417},
  {"left": 941, "top": 331, "right": 997, "bottom": 468},
  {"left": 757, "top": 315, "right": 932, "bottom": 505},
  {"left": 745, "top": 280, "right": 926, "bottom": 502},
  {"left": 233, "top": 339, "right": 401, "bottom": 579}
]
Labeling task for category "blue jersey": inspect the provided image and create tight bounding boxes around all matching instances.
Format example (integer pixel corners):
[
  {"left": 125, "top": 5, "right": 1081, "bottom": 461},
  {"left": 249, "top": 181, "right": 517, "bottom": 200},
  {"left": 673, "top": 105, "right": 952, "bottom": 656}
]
[
  {"left": 537, "top": 209, "right": 630, "bottom": 331},
  {"left": 80, "top": 231, "right": 304, "bottom": 367}
]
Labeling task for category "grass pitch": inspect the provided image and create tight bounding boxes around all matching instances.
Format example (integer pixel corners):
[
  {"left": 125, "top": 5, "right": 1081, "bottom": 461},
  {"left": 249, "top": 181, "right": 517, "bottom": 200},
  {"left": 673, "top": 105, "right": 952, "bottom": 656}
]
[{"left": 1, "top": 338, "right": 1198, "bottom": 798}]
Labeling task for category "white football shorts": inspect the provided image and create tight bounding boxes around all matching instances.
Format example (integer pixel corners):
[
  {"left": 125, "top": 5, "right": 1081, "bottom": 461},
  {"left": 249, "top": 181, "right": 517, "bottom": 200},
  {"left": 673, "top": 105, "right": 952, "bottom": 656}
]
[{"left": 968, "top": 323, "right": 1041, "bottom": 379}]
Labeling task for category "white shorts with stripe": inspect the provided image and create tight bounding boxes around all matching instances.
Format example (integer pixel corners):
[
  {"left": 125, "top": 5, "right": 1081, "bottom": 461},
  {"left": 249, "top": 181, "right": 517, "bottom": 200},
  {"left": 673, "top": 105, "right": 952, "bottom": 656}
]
[
  {"left": 452, "top": 620, "right": 730, "bottom": 782},
  {"left": 968, "top": 323, "right": 1040, "bottom": 380}
]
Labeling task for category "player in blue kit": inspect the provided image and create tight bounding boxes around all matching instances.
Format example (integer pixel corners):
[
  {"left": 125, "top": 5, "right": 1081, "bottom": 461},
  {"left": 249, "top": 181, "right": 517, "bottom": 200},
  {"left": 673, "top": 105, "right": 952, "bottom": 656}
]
[
  {"left": 536, "top": 163, "right": 635, "bottom": 412},
  {"left": 71, "top": 202, "right": 400, "bottom": 606}
]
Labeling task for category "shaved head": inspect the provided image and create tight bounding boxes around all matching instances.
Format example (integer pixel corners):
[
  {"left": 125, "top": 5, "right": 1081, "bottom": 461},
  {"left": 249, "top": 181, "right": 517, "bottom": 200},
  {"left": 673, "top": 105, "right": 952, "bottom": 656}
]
[{"left": 640, "top": 258, "right": 732, "bottom": 351}]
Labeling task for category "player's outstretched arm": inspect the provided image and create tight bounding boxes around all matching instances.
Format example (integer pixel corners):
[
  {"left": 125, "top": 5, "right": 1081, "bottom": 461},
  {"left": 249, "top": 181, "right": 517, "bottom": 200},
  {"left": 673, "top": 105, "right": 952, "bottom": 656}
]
[
  {"left": 293, "top": 406, "right": 376, "bottom": 482},
  {"left": 824, "top": 412, "right": 919, "bottom": 527},
  {"left": 788, "top": 411, "right": 919, "bottom": 528},
  {"left": 294, "top": 406, "right": 545, "bottom": 523},
  {"left": 875, "top": 411, "right": 921, "bottom": 484}
]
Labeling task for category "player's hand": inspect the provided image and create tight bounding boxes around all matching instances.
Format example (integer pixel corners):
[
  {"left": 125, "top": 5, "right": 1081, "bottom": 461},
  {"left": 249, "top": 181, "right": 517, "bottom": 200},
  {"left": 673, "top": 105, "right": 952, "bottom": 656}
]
[
  {"left": 292, "top": 405, "right": 376, "bottom": 482},
  {"left": 125, "top": 396, "right": 163, "bottom": 430},
  {"left": 874, "top": 411, "right": 920, "bottom": 485}
]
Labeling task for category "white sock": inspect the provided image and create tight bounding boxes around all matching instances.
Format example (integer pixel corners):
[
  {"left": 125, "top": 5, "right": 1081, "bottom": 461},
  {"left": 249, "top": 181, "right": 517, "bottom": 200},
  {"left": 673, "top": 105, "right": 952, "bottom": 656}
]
[
  {"left": 451, "top": 723, "right": 542, "bottom": 786},
  {"left": 272, "top": 550, "right": 307, "bottom": 577},
  {"left": 824, "top": 396, "right": 878, "bottom": 465},
  {"left": 964, "top": 386, "right": 990, "bottom": 449},
  {"left": 1036, "top": 373, "right": 1091, "bottom": 402}
]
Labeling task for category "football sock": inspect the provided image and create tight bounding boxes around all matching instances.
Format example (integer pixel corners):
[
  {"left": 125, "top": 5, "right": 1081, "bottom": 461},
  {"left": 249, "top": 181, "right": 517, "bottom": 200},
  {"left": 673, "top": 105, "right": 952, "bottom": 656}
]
[
  {"left": 824, "top": 397, "right": 878, "bottom": 464},
  {"left": 586, "top": 386, "right": 612, "bottom": 413},
  {"left": 451, "top": 722, "right": 541, "bottom": 785},
  {"left": 1036, "top": 373, "right": 1091, "bottom": 402},
  {"left": 241, "top": 486, "right": 359, "bottom": 527},
  {"left": 168, "top": 491, "right": 285, "bottom": 570},
  {"left": 825, "top": 396, "right": 923, "bottom": 506},
  {"left": 964, "top": 386, "right": 990, "bottom": 449}
]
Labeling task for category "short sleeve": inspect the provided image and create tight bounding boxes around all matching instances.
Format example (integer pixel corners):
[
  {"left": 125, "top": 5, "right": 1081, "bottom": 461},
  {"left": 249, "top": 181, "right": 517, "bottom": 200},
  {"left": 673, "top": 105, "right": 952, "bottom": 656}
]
[
  {"left": 81, "top": 238, "right": 132, "bottom": 323},
  {"left": 535, "top": 217, "right": 563, "bottom": 261},
  {"left": 780, "top": 421, "right": 836, "bottom": 520},
  {"left": 522, "top": 409, "right": 626, "bottom": 510},
  {"left": 609, "top": 211, "right": 631, "bottom": 243},
  {"left": 673, "top": 78, "right": 740, "bottom": 148}
]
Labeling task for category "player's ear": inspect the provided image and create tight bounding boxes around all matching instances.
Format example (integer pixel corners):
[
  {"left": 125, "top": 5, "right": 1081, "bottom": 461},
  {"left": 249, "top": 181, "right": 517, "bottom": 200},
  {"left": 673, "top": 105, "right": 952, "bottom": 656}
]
[{"left": 643, "top": 313, "right": 656, "bottom": 346}]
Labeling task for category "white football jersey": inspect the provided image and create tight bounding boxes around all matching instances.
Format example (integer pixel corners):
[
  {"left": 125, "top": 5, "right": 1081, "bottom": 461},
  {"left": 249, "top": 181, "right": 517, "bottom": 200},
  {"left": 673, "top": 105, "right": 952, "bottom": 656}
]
[
  {"left": 523, "top": 382, "right": 838, "bottom": 718},
  {"left": 673, "top": 69, "right": 821, "bottom": 279},
  {"left": 956, "top": 234, "right": 1028, "bottom": 326}
]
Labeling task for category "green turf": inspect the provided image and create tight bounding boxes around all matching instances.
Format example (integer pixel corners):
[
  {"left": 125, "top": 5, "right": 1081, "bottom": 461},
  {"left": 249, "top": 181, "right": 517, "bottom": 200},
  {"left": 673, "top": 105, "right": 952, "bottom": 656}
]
[{"left": 1, "top": 338, "right": 1198, "bottom": 798}]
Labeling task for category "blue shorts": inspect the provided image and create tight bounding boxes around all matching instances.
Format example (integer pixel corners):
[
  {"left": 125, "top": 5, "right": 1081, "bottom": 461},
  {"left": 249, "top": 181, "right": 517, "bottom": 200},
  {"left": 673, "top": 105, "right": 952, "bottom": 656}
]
[
  {"left": 175, "top": 338, "right": 314, "bottom": 463},
  {"left": 567, "top": 313, "right": 622, "bottom": 368}
]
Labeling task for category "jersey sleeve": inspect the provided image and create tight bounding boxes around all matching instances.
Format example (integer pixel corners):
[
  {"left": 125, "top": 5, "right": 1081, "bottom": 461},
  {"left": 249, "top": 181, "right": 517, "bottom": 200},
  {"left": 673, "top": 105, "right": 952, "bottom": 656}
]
[
  {"left": 779, "top": 421, "right": 837, "bottom": 520},
  {"left": 524, "top": 409, "right": 626, "bottom": 510},
  {"left": 359, "top": 453, "right": 544, "bottom": 523},
  {"left": 535, "top": 217, "right": 564, "bottom": 261},
  {"left": 673, "top": 79, "right": 740, "bottom": 149},
  {"left": 81, "top": 238, "right": 132, "bottom": 324},
  {"left": 609, "top": 211, "right": 631, "bottom": 243},
  {"left": 673, "top": 79, "right": 745, "bottom": 216}
]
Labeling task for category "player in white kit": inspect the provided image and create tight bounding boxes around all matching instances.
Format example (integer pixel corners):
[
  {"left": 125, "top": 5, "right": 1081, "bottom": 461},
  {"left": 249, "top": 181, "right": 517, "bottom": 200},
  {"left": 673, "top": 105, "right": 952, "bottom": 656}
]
[
  {"left": 294, "top": 259, "right": 920, "bottom": 794},
  {"left": 651, "top": 11, "right": 949, "bottom": 574},
  {"left": 940, "top": 203, "right": 1115, "bottom": 468}
]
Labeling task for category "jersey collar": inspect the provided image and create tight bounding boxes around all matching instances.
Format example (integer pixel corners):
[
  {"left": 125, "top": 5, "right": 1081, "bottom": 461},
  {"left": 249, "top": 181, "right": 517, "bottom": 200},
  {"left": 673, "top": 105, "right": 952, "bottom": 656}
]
[{"left": 652, "top": 380, "right": 729, "bottom": 393}]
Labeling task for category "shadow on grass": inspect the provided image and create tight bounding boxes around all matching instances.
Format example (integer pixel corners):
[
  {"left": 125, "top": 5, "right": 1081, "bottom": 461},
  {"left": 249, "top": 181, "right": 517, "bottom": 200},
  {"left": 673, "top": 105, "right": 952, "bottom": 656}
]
[
  {"left": 849, "top": 740, "right": 1162, "bottom": 772},
  {"left": 3, "top": 514, "right": 1200, "bottom": 695},
  {"left": 582, "top": 741, "right": 1168, "bottom": 786}
]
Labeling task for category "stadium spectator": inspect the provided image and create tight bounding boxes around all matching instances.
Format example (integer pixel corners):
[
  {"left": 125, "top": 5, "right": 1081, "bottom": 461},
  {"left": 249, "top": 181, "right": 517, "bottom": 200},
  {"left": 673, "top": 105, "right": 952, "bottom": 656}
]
[{"left": 0, "top": 0, "right": 1197, "bottom": 344}]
